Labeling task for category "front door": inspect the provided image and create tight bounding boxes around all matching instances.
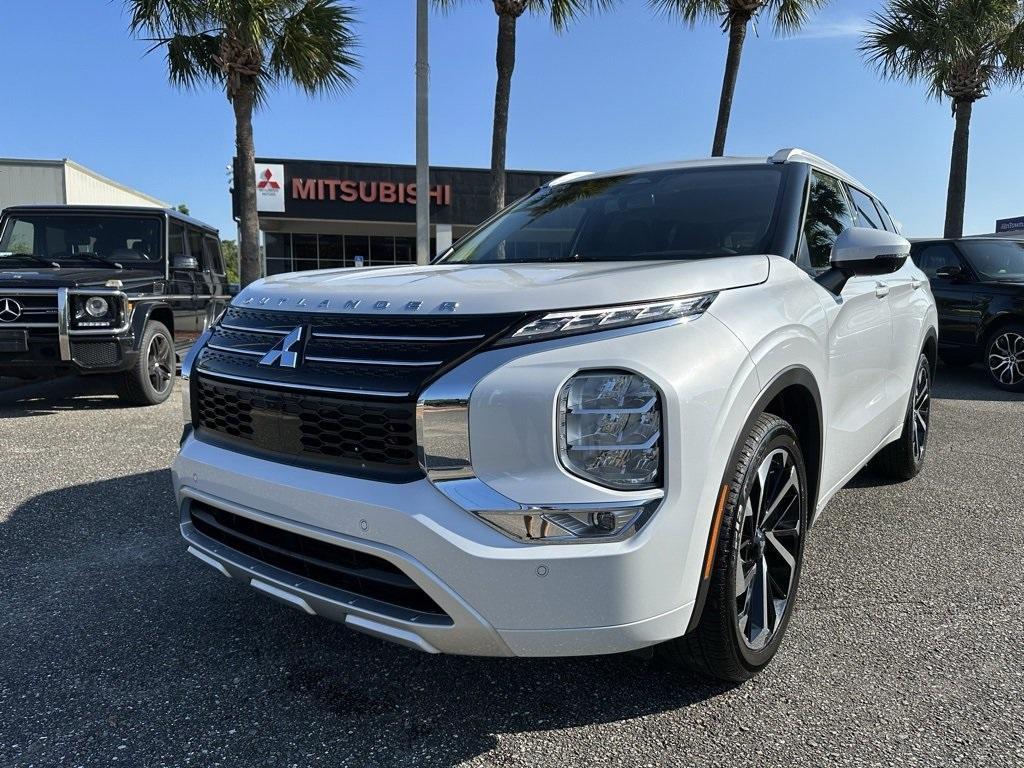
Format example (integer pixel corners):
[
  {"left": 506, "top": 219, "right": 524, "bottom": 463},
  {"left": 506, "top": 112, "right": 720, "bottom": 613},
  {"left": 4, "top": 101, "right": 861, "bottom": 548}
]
[
  {"left": 913, "top": 241, "right": 980, "bottom": 348},
  {"left": 167, "top": 220, "right": 200, "bottom": 349}
]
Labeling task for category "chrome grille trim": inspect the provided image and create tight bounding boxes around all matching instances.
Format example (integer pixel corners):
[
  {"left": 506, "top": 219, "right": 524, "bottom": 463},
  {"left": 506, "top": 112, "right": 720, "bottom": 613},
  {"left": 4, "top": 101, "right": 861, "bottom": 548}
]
[
  {"left": 195, "top": 368, "right": 411, "bottom": 398},
  {"left": 312, "top": 331, "right": 486, "bottom": 342},
  {"left": 304, "top": 355, "right": 443, "bottom": 367},
  {"left": 220, "top": 322, "right": 290, "bottom": 336}
]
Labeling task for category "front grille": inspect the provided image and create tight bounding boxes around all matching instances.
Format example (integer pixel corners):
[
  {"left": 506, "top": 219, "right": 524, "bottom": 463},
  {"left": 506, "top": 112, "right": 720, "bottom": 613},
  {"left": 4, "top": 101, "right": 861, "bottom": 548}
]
[
  {"left": 71, "top": 340, "right": 121, "bottom": 368},
  {"left": 194, "top": 376, "right": 419, "bottom": 478},
  {"left": 0, "top": 293, "right": 58, "bottom": 326},
  {"left": 192, "top": 305, "right": 526, "bottom": 477},
  {"left": 188, "top": 500, "right": 450, "bottom": 621}
]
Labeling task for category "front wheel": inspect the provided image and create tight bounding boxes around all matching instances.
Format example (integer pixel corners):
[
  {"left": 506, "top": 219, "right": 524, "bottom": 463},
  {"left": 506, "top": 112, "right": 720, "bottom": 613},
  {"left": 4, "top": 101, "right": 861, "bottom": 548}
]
[
  {"left": 659, "top": 413, "right": 808, "bottom": 682},
  {"left": 985, "top": 325, "right": 1024, "bottom": 392},
  {"left": 118, "top": 321, "right": 175, "bottom": 406}
]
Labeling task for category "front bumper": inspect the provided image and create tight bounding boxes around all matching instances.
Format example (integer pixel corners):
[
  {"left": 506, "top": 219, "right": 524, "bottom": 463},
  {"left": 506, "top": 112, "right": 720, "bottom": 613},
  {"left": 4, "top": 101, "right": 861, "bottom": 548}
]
[
  {"left": 173, "top": 314, "right": 758, "bottom": 657},
  {"left": 174, "top": 437, "right": 698, "bottom": 657}
]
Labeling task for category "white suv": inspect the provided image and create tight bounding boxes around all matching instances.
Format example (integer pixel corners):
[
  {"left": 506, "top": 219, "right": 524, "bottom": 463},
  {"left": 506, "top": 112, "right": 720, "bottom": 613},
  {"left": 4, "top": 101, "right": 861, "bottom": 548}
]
[{"left": 173, "top": 149, "right": 938, "bottom": 681}]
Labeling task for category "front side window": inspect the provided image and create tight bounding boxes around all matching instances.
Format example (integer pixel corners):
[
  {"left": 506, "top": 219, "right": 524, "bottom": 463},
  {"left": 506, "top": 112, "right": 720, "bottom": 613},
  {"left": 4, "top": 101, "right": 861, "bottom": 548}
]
[
  {"left": 849, "top": 187, "right": 885, "bottom": 230},
  {"left": 912, "top": 243, "right": 963, "bottom": 277},
  {"left": 799, "top": 171, "right": 855, "bottom": 272},
  {"left": 957, "top": 239, "right": 1024, "bottom": 282},
  {"left": 0, "top": 213, "right": 163, "bottom": 269},
  {"left": 438, "top": 166, "right": 784, "bottom": 265}
]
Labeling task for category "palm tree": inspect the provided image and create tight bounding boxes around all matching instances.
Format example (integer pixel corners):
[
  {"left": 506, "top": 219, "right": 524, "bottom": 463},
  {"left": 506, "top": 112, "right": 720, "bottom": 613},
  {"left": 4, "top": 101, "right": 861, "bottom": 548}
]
[
  {"left": 128, "top": 0, "right": 358, "bottom": 286},
  {"left": 863, "top": 0, "right": 1024, "bottom": 238},
  {"left": 649, "top": 0, "right": 828, "bottom": 157},
  {"left": 434, "top": 1, "right": 612, "bottom": 212}
]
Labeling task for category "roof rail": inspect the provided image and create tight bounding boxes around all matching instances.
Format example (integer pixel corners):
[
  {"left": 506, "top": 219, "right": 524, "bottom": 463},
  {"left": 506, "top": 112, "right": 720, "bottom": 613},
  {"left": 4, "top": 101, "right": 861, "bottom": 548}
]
[
  {"left": 547, "top": 171, "right": 594, "bottom": 186},
  {"left": 769, "top": 147, "right": 873, "bottom": 195}
]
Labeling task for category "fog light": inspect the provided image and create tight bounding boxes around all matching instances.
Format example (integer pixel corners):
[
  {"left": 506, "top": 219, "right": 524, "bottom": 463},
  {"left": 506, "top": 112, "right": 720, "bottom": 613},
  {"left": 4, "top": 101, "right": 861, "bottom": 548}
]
[{"left": 476, "top": 499, "right": 660, "bottom": 543}]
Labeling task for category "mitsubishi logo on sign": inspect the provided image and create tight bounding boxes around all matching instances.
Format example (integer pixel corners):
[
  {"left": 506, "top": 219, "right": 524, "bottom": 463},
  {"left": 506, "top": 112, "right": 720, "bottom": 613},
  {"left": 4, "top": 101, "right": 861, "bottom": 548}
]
[
  {"left": 259, "top": 326, "right": 304, "bottom": 368},
  {"left": 255, "top": 162, "right": 286, "bottom": 213}
]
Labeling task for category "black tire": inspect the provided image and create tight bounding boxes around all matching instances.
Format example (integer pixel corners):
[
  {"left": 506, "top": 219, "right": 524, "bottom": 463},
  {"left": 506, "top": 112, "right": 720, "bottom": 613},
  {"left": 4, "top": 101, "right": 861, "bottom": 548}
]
[
  {"left": 872, "top": 353, "right": 931, "bottom": 480},
  {"left": 659, "top": 413, "right": 808, "bottom": 682},
  {"left": 938, "top": 349, "right": 974, "bottom": 368},
  {"left": 985, "top": 324, "right": 1024, "bottom": 392},
  {"left": 118, "top": 321, "right": 175, "bottom": 406}
]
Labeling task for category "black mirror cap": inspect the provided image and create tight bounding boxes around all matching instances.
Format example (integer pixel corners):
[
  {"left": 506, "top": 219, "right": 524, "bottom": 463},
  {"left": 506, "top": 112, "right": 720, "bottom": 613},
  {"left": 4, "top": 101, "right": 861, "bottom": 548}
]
[
  {"left": 840, "top": 254, "right": 908, "bottom": 277},
  {"left": 935, "top": 264, "right": 963, "bottom": 279}
]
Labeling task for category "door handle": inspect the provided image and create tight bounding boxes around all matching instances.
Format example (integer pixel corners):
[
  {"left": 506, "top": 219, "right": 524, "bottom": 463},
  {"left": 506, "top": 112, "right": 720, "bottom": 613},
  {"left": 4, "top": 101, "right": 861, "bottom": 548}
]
[
  {"left": 911, "top": 277, "right": 923, "bottom": 290},
  {"left": 874, "top": 282, "right": 890, "bottom": 298}
]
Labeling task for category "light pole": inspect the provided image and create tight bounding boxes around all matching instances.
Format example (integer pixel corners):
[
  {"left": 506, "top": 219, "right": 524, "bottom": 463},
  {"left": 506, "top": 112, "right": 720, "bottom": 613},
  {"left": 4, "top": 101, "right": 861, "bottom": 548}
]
[{"left": 415, "top": 0, "right": 430, "bottom": 266}]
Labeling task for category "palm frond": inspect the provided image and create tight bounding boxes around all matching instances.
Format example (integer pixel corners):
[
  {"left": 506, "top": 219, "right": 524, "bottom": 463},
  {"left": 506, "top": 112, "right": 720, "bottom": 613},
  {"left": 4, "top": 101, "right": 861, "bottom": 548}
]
[
  {"left": 162, "top": 32, "right": 224, "bottom": 90},
  {"left": 771, "top": 0, "right": 829, "bottom": 35},
  {"left": 268, "top": 0, "right": 360, "bottom": 95},
  {"left": 645, "top": 0, "right": 724, "bottom": 28}
]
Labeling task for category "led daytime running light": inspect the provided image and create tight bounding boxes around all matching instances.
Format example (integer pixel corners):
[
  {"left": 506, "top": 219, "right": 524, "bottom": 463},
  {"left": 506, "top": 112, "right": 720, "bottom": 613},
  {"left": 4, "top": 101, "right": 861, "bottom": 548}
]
[{"left": 502, "top": 293, "right": 717, "bottom": 345}]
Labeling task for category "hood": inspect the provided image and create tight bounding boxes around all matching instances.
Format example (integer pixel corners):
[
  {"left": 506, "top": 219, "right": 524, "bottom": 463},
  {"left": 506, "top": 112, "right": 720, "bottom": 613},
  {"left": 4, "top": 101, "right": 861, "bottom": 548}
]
[
  {"left": 236, "top": 256, "right": 771, "bottom": 315},
  {"left": 0, "top": 267, "right": 164, "bottom": 289}
]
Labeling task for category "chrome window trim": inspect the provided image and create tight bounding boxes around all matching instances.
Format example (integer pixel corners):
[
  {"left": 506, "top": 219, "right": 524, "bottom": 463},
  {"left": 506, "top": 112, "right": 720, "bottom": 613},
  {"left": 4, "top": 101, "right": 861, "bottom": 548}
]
[{"left": 416, "top": 318, "right": 679, "bottom": 543}]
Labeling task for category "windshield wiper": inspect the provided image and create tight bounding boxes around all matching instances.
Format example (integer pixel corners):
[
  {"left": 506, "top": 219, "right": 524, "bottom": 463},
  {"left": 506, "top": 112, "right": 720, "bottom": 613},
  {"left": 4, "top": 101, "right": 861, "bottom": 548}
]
[
  {"left": 0, "top": 252, "right": 60, "bottom": 268},
  {"left": 73, "top": 252, "right": 124, "bottom": 270}
]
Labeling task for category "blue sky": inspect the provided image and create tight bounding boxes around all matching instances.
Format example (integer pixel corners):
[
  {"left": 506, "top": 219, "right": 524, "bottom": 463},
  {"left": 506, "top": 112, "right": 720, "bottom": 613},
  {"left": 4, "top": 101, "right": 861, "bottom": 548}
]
[{"left": 3, "top": 0, "right": 1022, "bottom": 238}]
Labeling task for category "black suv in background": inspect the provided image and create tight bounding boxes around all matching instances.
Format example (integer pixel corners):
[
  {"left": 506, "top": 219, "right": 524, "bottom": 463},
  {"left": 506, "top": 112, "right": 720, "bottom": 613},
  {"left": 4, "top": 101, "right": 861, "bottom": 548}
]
[
  {"left": 910, "top": 237, "right": 1024, "bottom": 391},
  {"left": 0, "top": 205, "right": 230, "bottom": 405}
]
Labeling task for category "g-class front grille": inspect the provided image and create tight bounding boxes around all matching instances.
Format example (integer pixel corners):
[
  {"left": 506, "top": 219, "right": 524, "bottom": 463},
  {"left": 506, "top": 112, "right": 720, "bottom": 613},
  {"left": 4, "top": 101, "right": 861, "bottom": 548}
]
[
  {"left": 188, "top": 500, "right": 450, "bottom": 621},
  {"left": 0, "top": 293, "right": 59, "bottom": 326},
  {"left": 191, "top": 305, "right": 526, "bottom": 478}
]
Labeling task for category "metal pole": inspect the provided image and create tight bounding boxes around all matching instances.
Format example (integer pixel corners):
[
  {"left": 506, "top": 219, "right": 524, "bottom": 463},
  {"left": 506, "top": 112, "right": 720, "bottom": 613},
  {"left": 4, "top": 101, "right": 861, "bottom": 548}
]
[{"left": 415, "top": 0, "right": 430, "bottom": 265}]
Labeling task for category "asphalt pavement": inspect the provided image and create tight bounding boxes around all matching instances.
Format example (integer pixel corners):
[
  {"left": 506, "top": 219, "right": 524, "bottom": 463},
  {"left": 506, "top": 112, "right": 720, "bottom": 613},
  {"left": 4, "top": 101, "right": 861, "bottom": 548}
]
[{"left": 1, "top": 365, "right": 1022, "bottom": 767}]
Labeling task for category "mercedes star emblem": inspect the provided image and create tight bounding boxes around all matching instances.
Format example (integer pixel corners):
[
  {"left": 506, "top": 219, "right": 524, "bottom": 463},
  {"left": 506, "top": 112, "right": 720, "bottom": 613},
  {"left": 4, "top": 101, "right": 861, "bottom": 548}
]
[{"left": 0, "top": 297, "right": 23, "bottom": 322}]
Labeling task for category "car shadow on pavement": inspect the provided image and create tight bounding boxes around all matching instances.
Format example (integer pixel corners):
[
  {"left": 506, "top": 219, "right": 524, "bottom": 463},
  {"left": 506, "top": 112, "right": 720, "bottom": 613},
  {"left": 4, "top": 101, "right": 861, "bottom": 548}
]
[
  {"left": 1, "top": 469, "right": 738, "bottom": 767},
  {"left": 0, "top": 376, "right": 132, "bottom": 416},
  {"left": 932, "top": 362, "right": 1022, "bottom": 402}
]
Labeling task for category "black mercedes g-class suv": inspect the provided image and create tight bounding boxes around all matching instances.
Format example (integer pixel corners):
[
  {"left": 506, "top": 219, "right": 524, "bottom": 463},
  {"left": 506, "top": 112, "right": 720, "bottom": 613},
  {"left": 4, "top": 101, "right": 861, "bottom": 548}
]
[{"left": 0, "top": 205, "right": 230, "bottom": 405}]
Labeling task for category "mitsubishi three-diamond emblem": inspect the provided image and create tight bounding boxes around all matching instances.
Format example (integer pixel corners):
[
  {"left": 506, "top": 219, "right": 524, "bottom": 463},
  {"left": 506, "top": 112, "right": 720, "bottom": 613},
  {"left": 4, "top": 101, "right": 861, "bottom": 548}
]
[
  {"left": 0, "top": 298, "right": 23, "bottom": 322},
  {"left": 259, "top": 326, "right": 304, "bottom": 368}
]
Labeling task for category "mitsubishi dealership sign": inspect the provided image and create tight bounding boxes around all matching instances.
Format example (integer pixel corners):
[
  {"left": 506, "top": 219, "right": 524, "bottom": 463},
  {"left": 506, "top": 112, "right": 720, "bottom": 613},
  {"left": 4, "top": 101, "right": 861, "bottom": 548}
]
[{"left": 255, "top": 162, "right": 286, "bottom": 213}]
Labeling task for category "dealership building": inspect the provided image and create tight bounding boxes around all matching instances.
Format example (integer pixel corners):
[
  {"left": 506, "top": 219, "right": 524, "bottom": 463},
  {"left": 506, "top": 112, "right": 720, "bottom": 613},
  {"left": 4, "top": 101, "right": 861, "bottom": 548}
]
[
  {"left": 0, "top": 157, "right": 168, "bottom": 211},
  {"left": 241, "top": 158, "right": 560, "bottom": 276}
]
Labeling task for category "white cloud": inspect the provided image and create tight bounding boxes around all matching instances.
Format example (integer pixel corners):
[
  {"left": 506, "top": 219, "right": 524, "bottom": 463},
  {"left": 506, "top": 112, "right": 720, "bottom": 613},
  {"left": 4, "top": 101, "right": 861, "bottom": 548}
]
[{"left": 779, "top": 18, "right": 868, "bottom": 41}]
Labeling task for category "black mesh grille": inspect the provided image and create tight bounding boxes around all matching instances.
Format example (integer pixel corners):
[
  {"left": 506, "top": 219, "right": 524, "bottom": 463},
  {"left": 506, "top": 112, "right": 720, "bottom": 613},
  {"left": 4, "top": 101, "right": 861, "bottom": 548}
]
[
  {"left": 194, "top": 376, "right": 420, "bottom": 479},
  {"left": 71, "top": 341, "right": 121, "bottom": 368},
  {"left": 189, "top": 500, "right": 449, "bottom": 621}
]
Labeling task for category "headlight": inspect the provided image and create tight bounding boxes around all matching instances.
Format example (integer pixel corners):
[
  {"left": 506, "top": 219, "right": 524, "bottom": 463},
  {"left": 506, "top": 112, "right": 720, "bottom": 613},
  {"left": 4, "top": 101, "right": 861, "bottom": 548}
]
[
  {"left": 558, "top": 371, "right": 662, "bottom": 490},
  {"left": 85, "top": 296, "right": 109, "bottom": 318},
  {"left": 498, "top": 293, "right": 716, "bottom": 346}
]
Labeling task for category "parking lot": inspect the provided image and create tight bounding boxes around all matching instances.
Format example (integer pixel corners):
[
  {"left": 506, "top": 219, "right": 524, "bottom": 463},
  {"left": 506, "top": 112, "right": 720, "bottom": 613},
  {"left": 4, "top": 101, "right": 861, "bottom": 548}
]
[{"left": 1, "top": 367, "right": 1021, "bottom": 768}]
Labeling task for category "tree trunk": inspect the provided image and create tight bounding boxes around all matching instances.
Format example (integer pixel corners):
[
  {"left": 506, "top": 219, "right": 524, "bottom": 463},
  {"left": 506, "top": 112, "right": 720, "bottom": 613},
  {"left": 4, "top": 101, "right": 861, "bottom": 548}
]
[
  {"left": 232, "top": 85, "right": 261, "bottom": 287},
  {"left": 943, "top": 99, "right": 973, "bottom": 239},
  {"left": 490, "top": 12, "right": 517, "bottom": 213},
  {"left": 712, "top": 16, "right": 748, "bottom": 158}
]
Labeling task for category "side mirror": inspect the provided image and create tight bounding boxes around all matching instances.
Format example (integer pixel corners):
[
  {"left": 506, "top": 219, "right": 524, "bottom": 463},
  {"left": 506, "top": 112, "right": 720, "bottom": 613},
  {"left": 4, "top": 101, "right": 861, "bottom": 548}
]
[
  {"left": 935, "top": 264, "right": 964, "bottom": 280},
  {"left": 172, "top": 254, "right": 199, "bottom": 270},
  {"left": 816, "top": 227, "right": 910, "bottom": 294}
]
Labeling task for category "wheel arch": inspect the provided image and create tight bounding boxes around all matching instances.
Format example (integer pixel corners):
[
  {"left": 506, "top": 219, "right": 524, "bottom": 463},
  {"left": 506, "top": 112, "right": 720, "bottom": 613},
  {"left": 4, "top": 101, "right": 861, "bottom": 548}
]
[
  {"left": 980, "top": 312, "right": 1024, "bottom": 351},
  {"left": 131, "top": 302, "right": 175, "bottom": 345},
  {"left": 922, "top": 326, "right": 938, "bottom": 376},
  {"left": 686, "top": 365, "right": 823, "bottom": 634}
]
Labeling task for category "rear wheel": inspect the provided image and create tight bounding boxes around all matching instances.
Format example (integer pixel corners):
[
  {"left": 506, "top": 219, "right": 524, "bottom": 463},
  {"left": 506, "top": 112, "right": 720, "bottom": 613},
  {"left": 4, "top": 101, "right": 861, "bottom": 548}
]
[
  {"left": 118, "top": 321, "right": 175, "bottom": 406},
  {"left": 873, "top": 353, "right": 931, "bottom": 480},
  {"left": 985, "top": 325, "right": 1024, "bottom": 392},
  {"left": 659, "top": 413, "right": 807, "bottom": 682}
]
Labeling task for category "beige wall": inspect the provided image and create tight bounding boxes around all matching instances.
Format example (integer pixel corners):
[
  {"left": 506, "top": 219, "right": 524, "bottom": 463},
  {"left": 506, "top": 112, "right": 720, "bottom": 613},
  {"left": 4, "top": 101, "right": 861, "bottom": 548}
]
[
  {"left": 0, "top": 158, "right": 168, "bottom": 211},
  {"left": 0, "top": 160, "right": 65, "bottom": 210}
]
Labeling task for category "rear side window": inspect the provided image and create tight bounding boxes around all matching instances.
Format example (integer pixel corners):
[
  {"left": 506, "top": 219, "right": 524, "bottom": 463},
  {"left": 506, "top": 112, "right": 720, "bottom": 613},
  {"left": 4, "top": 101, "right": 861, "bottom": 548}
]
[
  {"left": 187, "top": 228, "right": 204, "bottom": 260},
  {"left": 876, "top": 200, "right": 898, "bottom": 233},
  {"left": 912, "top": 243, "right": 962, "bottom": 277},
  {"left": 202, "top": 235, "right": 224, "bottom": 274},
  {"left": 798, "top": 171, "right": 855, "bottom": 272},
  {"left": 849, "top": 187, "right": 885, "bottom": 230},
  {"left": 168, "top": 222, "right": 186, "bottom": 257}
]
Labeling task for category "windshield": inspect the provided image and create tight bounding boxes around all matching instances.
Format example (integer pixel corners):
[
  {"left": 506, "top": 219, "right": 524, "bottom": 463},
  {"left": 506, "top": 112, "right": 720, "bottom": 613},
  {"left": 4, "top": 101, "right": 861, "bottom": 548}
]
[
  {"left": 439, "top": 166, "right": 783, "bottom": 264},
  {"left": 959, "top": 240, "right": 1024, "bottom": 282},
  {"left": 0, "top": 213, "right": 163, "bottom": 269}
]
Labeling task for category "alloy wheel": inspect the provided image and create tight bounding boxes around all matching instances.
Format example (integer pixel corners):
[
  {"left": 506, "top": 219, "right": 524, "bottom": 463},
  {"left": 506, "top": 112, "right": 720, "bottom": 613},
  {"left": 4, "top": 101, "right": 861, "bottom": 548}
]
[
  {"left": 988, "top": 332, "right": 1024, "bottom": 387},
  {"left": 911, "top": 362, "right": 930, "bottom": 461},
  {"left": 735, "top": 448, "right": 803, "bottom": 651},
  {"left": 148, "top": 333, "right": 173, "bottom": 393}
]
